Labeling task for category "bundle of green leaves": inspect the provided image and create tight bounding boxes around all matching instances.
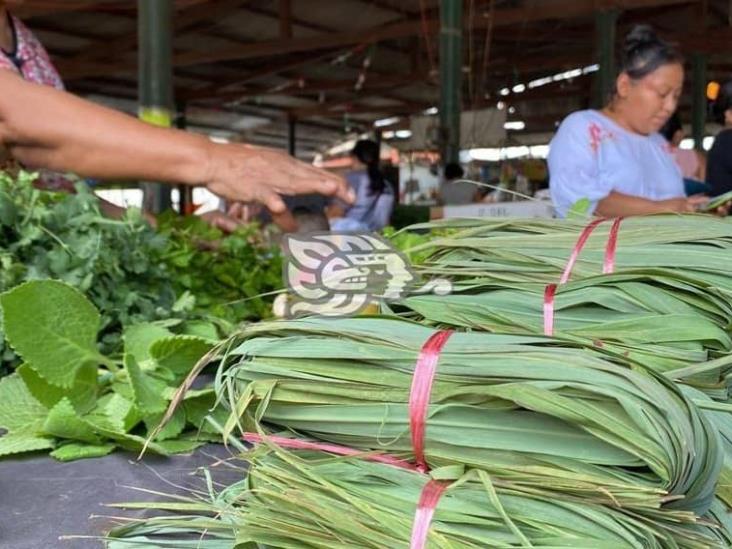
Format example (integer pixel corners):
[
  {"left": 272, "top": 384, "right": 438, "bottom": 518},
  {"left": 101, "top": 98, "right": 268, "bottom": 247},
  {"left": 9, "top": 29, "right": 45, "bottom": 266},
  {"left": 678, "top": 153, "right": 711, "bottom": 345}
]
[
  {"left": 391, "top": 215, "right": 732, "bottom": 394},
  {"left": 0, "top": 171, "right": 284, "bottom": 370},
  {"left": 0, "top": 279, "right": 227, "bottom": 460},
  {"left": 156, "top": 211, "right": 282, "bottom": 326},
  {"left": 104, "top": 444, "right": 732, "bottom": 548},
  {"left": 214, "top": 316, "right": 726, "bottom": 518},
  {"left": 0, "top": 171, "right": 181, "bottom": 366},
  {"left": 400, "top": 215, "right": 732, "bottom": 290}
]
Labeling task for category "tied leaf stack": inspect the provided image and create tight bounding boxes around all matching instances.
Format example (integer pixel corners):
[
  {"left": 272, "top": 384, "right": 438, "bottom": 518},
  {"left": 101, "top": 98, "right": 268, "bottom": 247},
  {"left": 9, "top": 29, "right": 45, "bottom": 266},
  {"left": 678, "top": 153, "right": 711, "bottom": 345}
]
[{"left": 104, "top": 443, "right": 732, "bottom": 549}]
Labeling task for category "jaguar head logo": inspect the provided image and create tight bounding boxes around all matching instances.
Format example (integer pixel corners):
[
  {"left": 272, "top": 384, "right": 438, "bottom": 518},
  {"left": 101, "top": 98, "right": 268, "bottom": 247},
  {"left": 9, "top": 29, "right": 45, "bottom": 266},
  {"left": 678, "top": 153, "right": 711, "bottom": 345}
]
[{"left": 281, "top": 232, "right": 450, "bottom": 317}]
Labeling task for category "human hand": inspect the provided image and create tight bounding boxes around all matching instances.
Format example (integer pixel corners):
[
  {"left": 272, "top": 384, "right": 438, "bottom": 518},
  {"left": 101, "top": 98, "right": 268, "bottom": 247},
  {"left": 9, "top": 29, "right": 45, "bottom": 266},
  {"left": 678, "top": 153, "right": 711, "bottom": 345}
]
[
  {"left": 714, "top": 202, "right": 731, "bottom": 216},
  {"left": 659, "top": 195, "right": 709, "bottom": 213},
  {"left": 227, "top": 201, "right": 263, "bottom": 223},
  {"left": 204, "top": 144, "right": 355, "bottom": 214},
  {"left": 199, "top": 210, "right": 243, "bottom": 233},
  {"left": 324, "top": 202, "right": 346, "bottom": 220}
]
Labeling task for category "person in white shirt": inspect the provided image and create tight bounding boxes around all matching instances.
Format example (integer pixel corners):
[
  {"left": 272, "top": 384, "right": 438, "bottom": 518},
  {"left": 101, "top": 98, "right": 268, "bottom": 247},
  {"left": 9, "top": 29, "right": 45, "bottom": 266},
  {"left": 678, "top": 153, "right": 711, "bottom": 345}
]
[{"left": 548, "top": 25, "right": 711, "bottom": 218}]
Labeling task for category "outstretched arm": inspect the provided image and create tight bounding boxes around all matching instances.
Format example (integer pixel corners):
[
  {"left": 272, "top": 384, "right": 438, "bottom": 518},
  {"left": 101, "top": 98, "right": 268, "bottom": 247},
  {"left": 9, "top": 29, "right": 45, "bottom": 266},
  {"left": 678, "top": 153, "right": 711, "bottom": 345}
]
[{"left": 0, "top": 70, "right": 353, "bottom": 213}]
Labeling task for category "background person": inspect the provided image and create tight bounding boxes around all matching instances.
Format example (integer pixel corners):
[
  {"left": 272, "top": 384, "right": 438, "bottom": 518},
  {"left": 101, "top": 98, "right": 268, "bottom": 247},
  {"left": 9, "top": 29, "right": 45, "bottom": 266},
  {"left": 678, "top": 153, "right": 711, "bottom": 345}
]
[
  {"left": 706, "top": 80, "right": 732, "bottom": 197},
  {"left": 548, "top": 25, "right": 709, "bottom": 218}
]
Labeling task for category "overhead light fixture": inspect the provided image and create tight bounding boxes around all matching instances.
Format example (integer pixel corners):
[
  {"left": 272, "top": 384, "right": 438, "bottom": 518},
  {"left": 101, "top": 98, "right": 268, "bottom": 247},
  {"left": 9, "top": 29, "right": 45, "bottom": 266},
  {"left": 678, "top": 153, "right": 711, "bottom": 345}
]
[
  {"left": 469, "top": 148, "right": 501, "bottom": 161},
  {"left": 374, "top": 116, "right": 400, "bottom": 127},
  {"left": 395, "top": 130, "right": 412, "bottom": 139},
  {"left": 503, "top": 121, "right": 525, "bottom": 131},
  {"left": 512, "top": 84, "right": 526, "bottom": 93},
  {"left": 499, "top": 87, "right": 510, "bottom": 96}
]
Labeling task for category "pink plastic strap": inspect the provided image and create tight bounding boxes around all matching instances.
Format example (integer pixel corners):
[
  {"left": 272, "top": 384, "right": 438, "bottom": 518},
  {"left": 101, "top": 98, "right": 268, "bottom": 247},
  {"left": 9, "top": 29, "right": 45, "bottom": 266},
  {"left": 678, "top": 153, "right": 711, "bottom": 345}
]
[
  {"left": 410, "top": 479, "right": 449, "bottom": 549},
  {"left": 242, "top": 433, "right": 417, "bottom": 470},
  {"left": 544, "top": 217, "right": 624, "bottom": 336},
  {"left": 409, "top": 330, "right": 453, "bottom": 473},
  {"left": 558, "top": 217, "right": 605, "bottom": 284},
  {"left": 543, "top": 284, "right": 558, "bottom": 336},
  {"left": 603, "top": 217, "right": 623, "bottom": 274}
]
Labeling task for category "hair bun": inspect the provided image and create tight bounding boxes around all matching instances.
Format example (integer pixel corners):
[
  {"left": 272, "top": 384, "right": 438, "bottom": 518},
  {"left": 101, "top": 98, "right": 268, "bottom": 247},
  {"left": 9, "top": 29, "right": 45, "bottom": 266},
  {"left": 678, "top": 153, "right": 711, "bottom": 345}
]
[
  {"left": 618, "top": 24, "right": 681, "bottom": 81},
  {"left": 624, "top": 24, "right": 659, "bottom": 53}
]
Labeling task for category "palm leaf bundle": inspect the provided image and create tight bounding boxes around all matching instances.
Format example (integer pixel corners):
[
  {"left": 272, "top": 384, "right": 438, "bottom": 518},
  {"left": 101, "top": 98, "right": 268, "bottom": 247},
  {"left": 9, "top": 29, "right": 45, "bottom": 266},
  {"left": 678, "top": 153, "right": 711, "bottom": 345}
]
[
  {"left": 104, "top": 444, "right": 732, "bottom": 549},
  {"left": 395, "top": 215, "right": 732, "bottom": 384},
  {"left": 400, "top": 275, "right": 731, "bottom": 375},
  {"left": 403, "top": 215, "right": 732, "bottom": 291},
  {"left": 212, "top": 316, "right": 723, "bottom": 517}
]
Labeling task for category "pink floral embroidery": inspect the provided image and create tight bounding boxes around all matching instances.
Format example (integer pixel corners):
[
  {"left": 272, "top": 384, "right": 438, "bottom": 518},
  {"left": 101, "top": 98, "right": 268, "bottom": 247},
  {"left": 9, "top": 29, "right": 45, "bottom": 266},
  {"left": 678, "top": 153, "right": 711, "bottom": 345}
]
[
  {"left": 0, "top": 15, "right": 63, "bottom": 90},
  {"left": 588, "top": 122, "right": 615, "bottom": 154},
  {"left": 0, "top": 15, "right": 69, "bottom": 190}
]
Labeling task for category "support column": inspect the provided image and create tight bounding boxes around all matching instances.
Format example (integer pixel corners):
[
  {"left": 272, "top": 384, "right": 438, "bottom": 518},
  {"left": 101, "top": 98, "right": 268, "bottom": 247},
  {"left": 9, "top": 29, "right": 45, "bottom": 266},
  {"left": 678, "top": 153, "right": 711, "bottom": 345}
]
[
  {"left": 279, "top": 0, "right": 292, "bottom": 39},
  {"left": 691, "top": 52, "right": 708, "bottom": 151},
  {"left": 139, "top": 0, "right": 173, "bottom": 213},
  {"left": 439, "top": 0, "right": 462, "bottom": 165},
  {"left": 175, "top": 102, "right": 194, "bottom": 215},
  {"left": 594, "top": 9, "right": 617, "bottom": 108},
  {"left": 287, "top": 116, "right": 297, "bottom": 157}
]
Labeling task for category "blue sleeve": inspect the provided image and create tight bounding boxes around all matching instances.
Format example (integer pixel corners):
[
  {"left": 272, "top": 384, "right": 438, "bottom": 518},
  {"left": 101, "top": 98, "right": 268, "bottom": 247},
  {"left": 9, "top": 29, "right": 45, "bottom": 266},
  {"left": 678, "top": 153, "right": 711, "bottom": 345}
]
[{"left": 548, "top": 113, "right": 612, "bottom": 217}]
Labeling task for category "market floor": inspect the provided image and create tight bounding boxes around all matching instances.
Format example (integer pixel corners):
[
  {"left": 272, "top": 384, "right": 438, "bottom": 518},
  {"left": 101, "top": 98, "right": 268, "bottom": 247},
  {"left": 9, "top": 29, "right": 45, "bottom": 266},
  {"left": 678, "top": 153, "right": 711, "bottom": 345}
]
[{"left": 0, "top": 444, "right": 239, "bottom": 548}]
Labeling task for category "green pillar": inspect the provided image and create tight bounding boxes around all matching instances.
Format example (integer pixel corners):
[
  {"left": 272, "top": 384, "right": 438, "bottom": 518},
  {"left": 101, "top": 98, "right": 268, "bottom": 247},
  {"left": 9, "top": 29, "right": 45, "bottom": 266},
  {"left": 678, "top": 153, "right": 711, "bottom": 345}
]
[
  {"left": 439, "top": 0, "right": 462, "bottom": 165},
  {"left": 691, "top": 52, "right": 708, "bottom": 151},
  {"left": 139, "top": 0, "right": 173, "bottom": 213},
  {"left": 594, "top": 9, "right": 617, "bottom": 108}
]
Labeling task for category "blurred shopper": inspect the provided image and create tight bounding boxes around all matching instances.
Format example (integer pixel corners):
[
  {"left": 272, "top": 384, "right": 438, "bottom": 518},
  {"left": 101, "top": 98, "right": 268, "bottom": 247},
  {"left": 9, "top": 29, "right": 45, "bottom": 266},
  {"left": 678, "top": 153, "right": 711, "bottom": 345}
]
[
  {"left": 706, "top": 80, "right": 732, "bottom": 196},
  {"left": 439, "top": 162, "right": 478, "bottom": 205},
  {"left": 332, "top": 139, "right": 394, "bottom": 232}
]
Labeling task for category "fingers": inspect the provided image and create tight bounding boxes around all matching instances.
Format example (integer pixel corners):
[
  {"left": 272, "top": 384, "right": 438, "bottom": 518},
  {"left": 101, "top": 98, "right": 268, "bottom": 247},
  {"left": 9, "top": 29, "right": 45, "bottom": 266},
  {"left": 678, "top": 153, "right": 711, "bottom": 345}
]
[
  {"left": 227, "top": 202, "right": 244, "bottom": 219},
  {"left": 200, "top": 211, "right": 242, "bottom": 233},
  {"left": 264, "top": 192, "right": 287, "bottom": 215},
  {"left": 271, "top": 209, "right": 299, "bottom": 233}
]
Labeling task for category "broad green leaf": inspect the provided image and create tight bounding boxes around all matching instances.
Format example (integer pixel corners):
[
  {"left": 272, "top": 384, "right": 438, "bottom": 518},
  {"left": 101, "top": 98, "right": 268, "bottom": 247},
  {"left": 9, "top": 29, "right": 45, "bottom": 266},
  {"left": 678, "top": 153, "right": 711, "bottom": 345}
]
[
  {"left": 180, "top": 320, "right": 220, "bottom": 342},
  {"left": 51, "top": 442, "right": 116, "bottom": 461},
  {"left": 123, "top": 323, "right": 174, "bottom": 366},
  {"left": 0, "top": 280, "right": 105, "bottom": 387},
  {"left": 17, "top": 362, "right": 98, "bottom": 413},
  {"left": 89, "top": 427, "right": 170, "bottom": 455},
  {"left": 144, "top": 406, "right": 186, "bottom": 442},
  {"left": 86, "top": 393, "right": 141, "bottom": 433},
  {"left": 124, "top": 353, "right": 168, "bottom": 415},
  {"left": 0, "top": 432, "right": 54, "bottom": 457},
  {"left": 42, "top": 397, "right": 102, "bottom": 444},
  {"left": 0, "top": 374, "right": 54, "bottom": 456},
  {"left": 183, "top": 392, "right": 230, "bottom": 434},
  {"left": 154, "top": 439, "right": 204, "bottom": 455},
  {"left": 149, "top": 335, "right": 213, "bottom": 376}
]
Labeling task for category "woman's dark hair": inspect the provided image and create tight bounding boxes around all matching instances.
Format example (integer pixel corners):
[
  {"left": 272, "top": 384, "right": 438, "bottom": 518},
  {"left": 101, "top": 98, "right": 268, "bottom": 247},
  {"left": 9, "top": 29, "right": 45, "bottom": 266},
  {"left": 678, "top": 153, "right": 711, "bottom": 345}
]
[
  {"left": 444, "top": 162, "right": 464, "bottom": 180},
  {"left": 712, "top": 80, "right": 732, "bottom": 125},
  {"left": 619, "top": 25, "right": 683, "bottom": 81},
  {"left": 660, "top": 112, "right": 682, "bottom": 142},
  {"left": 352, "top": 139, "right": 388, "bottom": 195}
]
